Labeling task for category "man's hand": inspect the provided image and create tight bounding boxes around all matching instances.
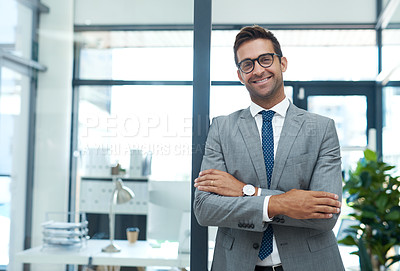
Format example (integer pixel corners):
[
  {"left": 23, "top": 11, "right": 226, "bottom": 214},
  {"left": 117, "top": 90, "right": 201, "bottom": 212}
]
[
  {"left": 194, "top": 169, "right": 248, "bottom": 197},
  {"left": 269, "top": 189, "right": 341, "bottom": 219}
]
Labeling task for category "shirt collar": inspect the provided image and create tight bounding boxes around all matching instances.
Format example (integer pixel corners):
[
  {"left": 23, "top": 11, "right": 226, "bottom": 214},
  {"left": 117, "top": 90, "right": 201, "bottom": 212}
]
[{"left": 250, "top": 97, "right": 290, "bottom": 118}]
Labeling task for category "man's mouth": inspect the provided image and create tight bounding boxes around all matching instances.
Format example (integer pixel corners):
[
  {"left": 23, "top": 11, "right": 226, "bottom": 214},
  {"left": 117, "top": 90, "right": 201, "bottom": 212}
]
[{"left": 252, "top": 75, "right": 272, "bottom": 84}]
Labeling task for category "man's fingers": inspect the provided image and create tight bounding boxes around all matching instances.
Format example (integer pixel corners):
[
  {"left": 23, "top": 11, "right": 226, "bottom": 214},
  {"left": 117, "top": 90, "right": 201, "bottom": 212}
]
[
  {"left": 195, "top": 174, "right": 219, "bottom": 184},
  {"left": 271, "top": 189, "right": 342, "bottom": 219},
  {"left": 313, "top": 205, "right": 341, "bottom": 214},
  {"left": 194, "top": 176, "right": 219, "bottom": 188},
  {"left": 199, "top": 168, "right": 224, "bottom": 176},
  {"left": 309, "top": 213, "right": 333, "bottom": 219},
  {"left": 310, "top": 190, "right": 339, "bottom": 200},
  {"left": 198, "top": 169, "right": 212, "bottom": 176},
  {"left": 315, "top": 197, "right": 342, "bottom": 208}
]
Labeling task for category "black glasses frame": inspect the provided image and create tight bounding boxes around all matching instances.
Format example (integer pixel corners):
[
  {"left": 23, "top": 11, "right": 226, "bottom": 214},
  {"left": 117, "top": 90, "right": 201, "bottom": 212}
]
[{"left": 237, "top": 53, "right": 282, "bottom": 74}]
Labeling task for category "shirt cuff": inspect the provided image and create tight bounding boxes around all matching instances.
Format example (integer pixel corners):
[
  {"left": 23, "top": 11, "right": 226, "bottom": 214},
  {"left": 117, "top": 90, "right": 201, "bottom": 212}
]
[{"left": 263, "top": 195, "right": 273, "bottom": 222}]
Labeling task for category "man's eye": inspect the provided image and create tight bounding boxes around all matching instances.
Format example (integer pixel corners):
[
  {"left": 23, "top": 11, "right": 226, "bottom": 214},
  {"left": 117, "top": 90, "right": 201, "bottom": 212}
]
[
  {"left": 260, "top": 56, "right": 272, "bottom": 65},
  {"left": 241, "top": 61, "right": 253, "bottom": 69}
]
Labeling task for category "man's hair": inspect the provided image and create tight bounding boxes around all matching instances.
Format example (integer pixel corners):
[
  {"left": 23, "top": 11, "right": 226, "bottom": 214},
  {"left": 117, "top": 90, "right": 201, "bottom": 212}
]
[{"left": 234, "top": 25, "right": 283, "bottom": 66}]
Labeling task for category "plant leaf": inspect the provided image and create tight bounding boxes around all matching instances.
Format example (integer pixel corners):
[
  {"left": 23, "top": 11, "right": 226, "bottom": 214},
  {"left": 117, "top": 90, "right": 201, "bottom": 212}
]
[
  {"left": 358, "top": 238, "right": 373, "bottom": 271},
  {"left": 360, "top": 171, "right": 372, "bottom": 189},
  {"left": 382, "top": 165, "right": 395, "bottom": 171},
  {"left": 364, "top": 149, "right": 377, "bottom": 162},
  {"left": 338, "top": 235, "right": 357, "bottom": 246},
  {"left": 361, "top": 210, "right": 376, "bottom": 219},
  {"left": 375, "top": 193, "right": 389, "bottom": 212},
  {"left": 385, "top": 210, "right": 400, "bottom": 220},
  {"left": 387, "top": 255, "right": 400, "bottom": 267}
]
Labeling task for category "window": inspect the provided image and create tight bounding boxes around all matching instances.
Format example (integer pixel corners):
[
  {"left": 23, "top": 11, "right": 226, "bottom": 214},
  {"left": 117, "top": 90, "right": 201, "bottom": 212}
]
[
  {"left": 383, "top": 86, "right": 400, "bottom": 175},
  {"left": 77, "top": 85, "right": 192, "bottom": 181},
  {"left": 0, "top": 1, "right": 33, "bottom": 58},
  {"left": 383, "top": 29, "right": 400, "bottom": 81},
  {"left": 0, "top": 0, "right": 41, "bottom": 268},
  {"left": 76, "top": 31, "right": 193, "bottom": 81},
  {"left": 73, "top": 30, "right": 194, "bottom": 257}
]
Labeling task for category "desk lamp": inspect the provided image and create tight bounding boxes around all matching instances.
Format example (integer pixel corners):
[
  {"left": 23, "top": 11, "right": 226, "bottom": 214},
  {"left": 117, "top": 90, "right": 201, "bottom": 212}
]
[{"left": 102, "top": 177, "right": 135, "bottom": 252}]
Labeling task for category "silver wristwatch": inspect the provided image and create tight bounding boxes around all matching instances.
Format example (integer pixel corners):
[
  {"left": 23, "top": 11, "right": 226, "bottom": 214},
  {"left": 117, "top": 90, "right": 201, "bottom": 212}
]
[{"left": 242, "top": 184, "right": 256, "bottom": 196}]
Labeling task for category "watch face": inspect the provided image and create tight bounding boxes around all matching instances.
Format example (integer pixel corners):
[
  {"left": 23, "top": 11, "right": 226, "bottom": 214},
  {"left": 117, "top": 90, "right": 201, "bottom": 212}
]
[{"left": 243, "top": 185, "right": 255, "bottom": 196}]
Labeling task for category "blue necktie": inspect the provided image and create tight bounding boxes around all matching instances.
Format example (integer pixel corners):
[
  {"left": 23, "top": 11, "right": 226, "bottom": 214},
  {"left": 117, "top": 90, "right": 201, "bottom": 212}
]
[{"left": 258, "top": 110, "right": 275, "bottom": 260}]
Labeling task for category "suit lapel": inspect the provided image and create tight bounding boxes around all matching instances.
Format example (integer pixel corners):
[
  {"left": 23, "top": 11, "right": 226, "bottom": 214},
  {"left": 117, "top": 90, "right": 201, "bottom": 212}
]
[
  {"left": 271, "top": 103, "right": 305, "bottom": 189},
  {"left": 237, "top": 108, "right": 268, "bottom": 187}
]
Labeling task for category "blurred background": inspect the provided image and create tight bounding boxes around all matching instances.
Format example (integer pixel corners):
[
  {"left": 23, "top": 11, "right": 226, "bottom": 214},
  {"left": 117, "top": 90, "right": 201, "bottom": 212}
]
[{"left": 0, "top": 0, "right": 400, "bottom": 270}]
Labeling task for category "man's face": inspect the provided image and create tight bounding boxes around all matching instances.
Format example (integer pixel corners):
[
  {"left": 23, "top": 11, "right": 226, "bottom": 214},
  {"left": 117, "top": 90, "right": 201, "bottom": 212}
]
[{"left": 236, "top": 38, "right": 287, "bottom": 108}]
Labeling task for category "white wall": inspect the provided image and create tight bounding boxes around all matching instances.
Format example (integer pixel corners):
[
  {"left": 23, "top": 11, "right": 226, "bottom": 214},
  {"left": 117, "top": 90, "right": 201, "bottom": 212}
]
[
  {"left": 29, "top": 0, "right": 74, "bottom": 270},
  {"left": 74, "top": 0, "right": 194, "bottom": 25},
  {"left": 392, "top": 2, "right": 400, "bottom": 23},
  {"left": 213, "top": 0, "right": 377, "bottom": 24},
  {"left": 74, "top": 0, "right": 377, "bottom": 25}
]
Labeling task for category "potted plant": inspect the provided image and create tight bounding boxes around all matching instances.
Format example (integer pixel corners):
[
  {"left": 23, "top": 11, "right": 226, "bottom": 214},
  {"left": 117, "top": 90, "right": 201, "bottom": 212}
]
[{"left": 339, "top": 149, "right": 400, "bottom": 271}]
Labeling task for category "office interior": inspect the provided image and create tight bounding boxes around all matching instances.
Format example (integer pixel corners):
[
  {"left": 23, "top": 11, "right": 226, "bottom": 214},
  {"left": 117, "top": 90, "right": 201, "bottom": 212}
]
[{"left": 0, "top": 0, "right": 400, "bottom": 270}]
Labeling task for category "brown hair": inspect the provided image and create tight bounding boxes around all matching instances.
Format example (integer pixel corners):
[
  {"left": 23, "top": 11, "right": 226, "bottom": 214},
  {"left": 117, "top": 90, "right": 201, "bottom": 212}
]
[{"left": 234, "top": 25, "right": 283, "bottom": 66}]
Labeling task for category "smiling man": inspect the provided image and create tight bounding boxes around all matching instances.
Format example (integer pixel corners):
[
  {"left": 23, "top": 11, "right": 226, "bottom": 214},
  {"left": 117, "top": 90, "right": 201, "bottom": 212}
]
[{"left": 193, "top": 26, "right": 345, "bottom": 271}]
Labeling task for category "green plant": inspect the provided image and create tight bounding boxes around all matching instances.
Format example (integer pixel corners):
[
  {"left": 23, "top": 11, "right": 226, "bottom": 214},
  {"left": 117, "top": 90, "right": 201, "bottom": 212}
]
[{"left": 339, "top": 149, "right": 400, "bottom": 271}]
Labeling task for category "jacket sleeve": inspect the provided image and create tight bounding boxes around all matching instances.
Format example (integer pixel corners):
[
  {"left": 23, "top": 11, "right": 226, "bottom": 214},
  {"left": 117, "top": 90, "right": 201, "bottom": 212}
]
[
  {"left": 193, "top": 117, "right": 268, "bottom": 232},
  {"left": 269, "top": 118, "right": 343, "bottom": 231}
]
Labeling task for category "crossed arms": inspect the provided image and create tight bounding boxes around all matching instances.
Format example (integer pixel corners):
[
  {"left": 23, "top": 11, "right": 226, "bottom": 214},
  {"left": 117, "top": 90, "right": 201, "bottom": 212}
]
[
  {"left": 195, "top": 168, "right": 341, "bottom": 220},
  {"left": 193, "top": 114, "right": 343, "bottom": 232}
]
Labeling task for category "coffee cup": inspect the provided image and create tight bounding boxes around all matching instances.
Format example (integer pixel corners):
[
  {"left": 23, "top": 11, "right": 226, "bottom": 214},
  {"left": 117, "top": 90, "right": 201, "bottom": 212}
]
[{"left": 126, "top": 227, "right": 139, "bottom": 244}]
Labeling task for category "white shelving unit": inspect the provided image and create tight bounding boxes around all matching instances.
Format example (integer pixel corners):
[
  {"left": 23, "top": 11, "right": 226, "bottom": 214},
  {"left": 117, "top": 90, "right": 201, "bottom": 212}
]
[{"left": 79, "top": 176, "right": 148, "bottom": 215}]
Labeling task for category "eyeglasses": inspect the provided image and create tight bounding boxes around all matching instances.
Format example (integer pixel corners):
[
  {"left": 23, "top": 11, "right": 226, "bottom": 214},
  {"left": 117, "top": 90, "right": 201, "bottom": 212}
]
[{"left": 237, "top": 53, "right": 282, "bottom": 74}]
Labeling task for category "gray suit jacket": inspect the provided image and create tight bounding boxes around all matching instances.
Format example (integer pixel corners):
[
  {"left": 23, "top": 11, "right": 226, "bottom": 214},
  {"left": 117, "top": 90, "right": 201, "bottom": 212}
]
[{"left": 194, "top": 103, "right": 345, "bottom": 271}]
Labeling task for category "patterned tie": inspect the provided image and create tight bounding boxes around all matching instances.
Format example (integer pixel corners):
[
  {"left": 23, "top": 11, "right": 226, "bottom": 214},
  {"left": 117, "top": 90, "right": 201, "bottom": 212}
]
[{"left": 258, "top": 110, "right": 275, "bottom": 260}]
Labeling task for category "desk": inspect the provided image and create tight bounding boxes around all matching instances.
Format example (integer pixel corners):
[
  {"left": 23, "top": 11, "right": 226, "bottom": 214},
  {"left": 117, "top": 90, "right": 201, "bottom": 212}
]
[
  {"left": 16, "top": 240, "right": 190, "bottom": 269},
  {"left": 17, "top": 241, "right": 368, "bottom": 271}
]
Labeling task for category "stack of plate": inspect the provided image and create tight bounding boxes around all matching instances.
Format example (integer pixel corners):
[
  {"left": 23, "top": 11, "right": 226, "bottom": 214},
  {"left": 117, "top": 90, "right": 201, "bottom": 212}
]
[{"left": 42, "top": 219, "right": 89, "bottom": 248}]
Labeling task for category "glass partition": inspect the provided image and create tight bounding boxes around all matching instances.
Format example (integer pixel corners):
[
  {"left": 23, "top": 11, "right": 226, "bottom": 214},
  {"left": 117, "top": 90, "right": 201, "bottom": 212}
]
[
  {"left": 0, "top": 1, "right": 32, "bottom": 58},
  {"left": 76, "top": 31, "right": 193, "bottom": 81},
  {"left": 308, "top": 95, "right": 367, "bottom": 173},
  {"left": 74, "top": 84, "right": 193, "bottom": 265},
  {"left": 382, "top": 31, "right": 400, "bottom": 171},
  {"left": 77, "top": 85, "right": 192, "bottom": 181},
  {"left": 0, "top": 67, "right": 30, "bottom": 268},
  {"left": 383, "top": 29, "right": 400, "bottom": 81},
  {"left": 73, "top": 30, "right": 194, "bottom": 263},
  {"left": 383, "top": 86, "right": 400, "bottom": 175}
]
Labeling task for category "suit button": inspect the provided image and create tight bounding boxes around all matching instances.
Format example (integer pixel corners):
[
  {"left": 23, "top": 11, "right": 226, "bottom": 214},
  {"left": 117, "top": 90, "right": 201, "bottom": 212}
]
[
  {"left": 280, "top": 218, "right": 285, "bottom": 223},
  {"left": 251, "top": 224, "right": 255, "bottom": 229},
  {"left": 238, "top": 223, "right": 243, "bottom": 227},
  {"left": 253, "top": 243, "right": 260, "bottom": 249}
]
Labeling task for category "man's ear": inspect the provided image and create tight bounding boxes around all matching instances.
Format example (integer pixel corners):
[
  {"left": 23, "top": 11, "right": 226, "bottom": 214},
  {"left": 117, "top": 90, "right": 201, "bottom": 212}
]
[
  {"left": 237, "top": 69, "right": 245, "bottom": 84},
  {"left": 281, "top": 56, "right": 288, "bottom": 72}
]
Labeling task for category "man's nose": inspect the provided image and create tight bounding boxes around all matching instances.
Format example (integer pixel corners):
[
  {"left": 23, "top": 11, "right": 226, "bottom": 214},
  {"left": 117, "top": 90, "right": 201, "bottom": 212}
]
[{"left": 252, "top": 61, "right": 264, "bottom": 74}]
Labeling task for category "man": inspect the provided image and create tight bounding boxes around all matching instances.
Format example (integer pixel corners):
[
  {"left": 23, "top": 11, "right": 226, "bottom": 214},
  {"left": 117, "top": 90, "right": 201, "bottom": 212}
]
[{"left": 193, "top": 25, "right": 344, "bottom": 271}]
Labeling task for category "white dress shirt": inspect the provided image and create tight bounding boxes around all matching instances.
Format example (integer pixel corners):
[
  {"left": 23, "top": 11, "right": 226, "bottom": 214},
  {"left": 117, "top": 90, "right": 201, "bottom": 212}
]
[{"left": 249, "top": 97, "right": 290, "bottom": 266}]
